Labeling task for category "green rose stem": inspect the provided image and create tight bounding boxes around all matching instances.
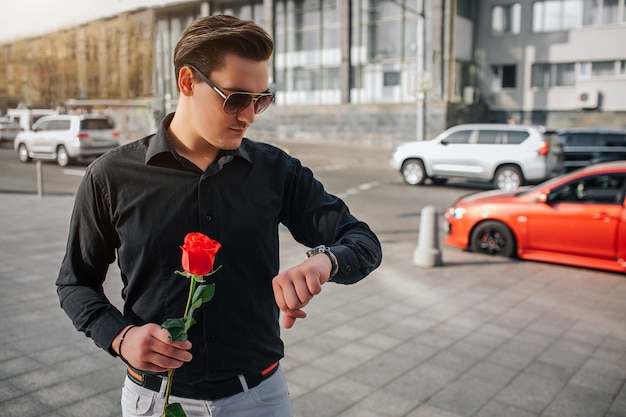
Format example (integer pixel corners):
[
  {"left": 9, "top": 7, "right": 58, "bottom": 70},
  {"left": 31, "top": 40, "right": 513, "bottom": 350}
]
[
  {"left": 162, "top": 275, "right": 197, "bottom": 415},
  {"left": 160, "top": 267, "right": 220, "bottom": 417}
]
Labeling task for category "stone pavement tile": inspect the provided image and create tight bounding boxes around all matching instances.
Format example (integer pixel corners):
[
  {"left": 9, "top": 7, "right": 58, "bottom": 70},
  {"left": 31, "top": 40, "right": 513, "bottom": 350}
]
[
  {"left": 388, "top": 338, "right": 439, "bottom": 364},
  {"left": 426, "top": 374, "right": 503, "bottom": 417},
  {"left": 316, "top": 376, "right": 375, "bottom": 405},
  {"left": 29, "top": 379, "right": 102, "bottom": 410},
  {"left": 54, "top": 390, "right": 120, "bottom": 417},
  {"left": 384, "top": 362, "right": 459, "bottom": 403},
  {"left": 1, "top": 394, "right": 49, "bottom": 417},
  {"left": 493, "top": 369, "right": 565, "bottom": 414},
  {"left": 465, "top": 361, "right": 520, "bottom": 387},
  {"left": 9, "top": 366, "right": 68, "bottom": 393},
  {"left": 473, "top": 401, "right": 536, "bottom": 417},
  {"left": 341, "top": 389, "right": 423, "bottom": 417},
  {"left": 607, "top": 384, "right": 626, "bottom": 417},
  {"left": 0, "top": 380, "right": 25, "bottom": 403},
  {"left": 570, "top": 368, "right": 624, "bottom": 396},
  {"left": 541, "top": 384, "right": 613, "bottom": 417},
  {"left": 292, "top": 390, "right": 353, "bottom": 417},
  {"left": 344, "top": 350, "right": 412, "bottom": 388},
  {"left": 313, "top": 342, "right": 382, "bottom": 374},
  {"left": 580, "top": 356, "right": 626, "bottom": 380}
]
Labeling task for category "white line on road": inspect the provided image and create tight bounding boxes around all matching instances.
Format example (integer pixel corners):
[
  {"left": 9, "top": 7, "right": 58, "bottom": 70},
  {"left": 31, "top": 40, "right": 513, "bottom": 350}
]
[{"left": 63, "top": 169, "right": 86, "bottom": 177}]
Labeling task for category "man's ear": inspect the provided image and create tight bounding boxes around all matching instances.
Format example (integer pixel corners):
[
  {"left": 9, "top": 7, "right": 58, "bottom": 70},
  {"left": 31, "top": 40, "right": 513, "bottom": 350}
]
[{"left": 178, "top": 66, "right": 194, "bottom": 96}]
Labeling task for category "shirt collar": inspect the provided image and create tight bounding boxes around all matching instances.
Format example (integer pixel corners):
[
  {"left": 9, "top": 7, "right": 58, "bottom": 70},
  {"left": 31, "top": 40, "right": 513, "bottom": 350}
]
[{"left": 145, "top": 112, "right": 252, "bottom": 166}]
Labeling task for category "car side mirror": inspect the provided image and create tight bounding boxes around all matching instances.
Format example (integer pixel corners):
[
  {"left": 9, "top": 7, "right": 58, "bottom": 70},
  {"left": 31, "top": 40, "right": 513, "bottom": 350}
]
[
  {"left": 537, "top": 193, "right": 548, "bottom": 204},
  {"left": 440, "top": 139, "right": 448, "bottom": 146}
]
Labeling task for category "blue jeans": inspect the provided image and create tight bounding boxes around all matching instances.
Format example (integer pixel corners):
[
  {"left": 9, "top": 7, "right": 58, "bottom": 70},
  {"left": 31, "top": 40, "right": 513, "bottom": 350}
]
[{"left": 121, "top": 365, "right": 292, "bottom": 417}]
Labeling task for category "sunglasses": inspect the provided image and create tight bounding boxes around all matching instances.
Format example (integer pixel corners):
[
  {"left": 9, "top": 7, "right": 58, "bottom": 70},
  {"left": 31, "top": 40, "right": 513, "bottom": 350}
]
[{"left": 187, "top": 65, "right": 274, "bottom": 115}]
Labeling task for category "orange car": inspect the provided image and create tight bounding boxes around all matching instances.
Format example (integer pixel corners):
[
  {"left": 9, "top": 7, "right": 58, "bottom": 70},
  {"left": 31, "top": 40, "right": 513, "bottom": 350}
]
[{"left": 444, "top": 161, "right": 626, "bottom": 273}]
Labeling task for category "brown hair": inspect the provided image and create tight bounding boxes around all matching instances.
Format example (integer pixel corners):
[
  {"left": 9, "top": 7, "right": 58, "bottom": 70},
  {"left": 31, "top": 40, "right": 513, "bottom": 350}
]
[{"left": 173, "top": 15, "right": 274, "bottom": 79}]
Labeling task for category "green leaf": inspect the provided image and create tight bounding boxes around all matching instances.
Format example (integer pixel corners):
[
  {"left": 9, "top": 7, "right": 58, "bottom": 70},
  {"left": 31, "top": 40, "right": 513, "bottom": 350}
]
[
  {"left": 193, "top": 284, "right": 215, "bottom": 305},
  {"left": 161, "top": 402, "right": 187, "bottom": 417},
  {"left": 161, "top": 318, "right": 188, "bottom": 342}
]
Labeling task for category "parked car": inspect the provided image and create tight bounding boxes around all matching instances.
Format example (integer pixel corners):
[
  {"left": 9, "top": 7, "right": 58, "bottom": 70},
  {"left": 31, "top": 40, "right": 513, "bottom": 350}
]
[
  {"left": 444, "top": 161, "right": 626, "bottom": 274},
  {"left": 0, "top": 118, "right": 21, "bottom": 142},
  {"left": 14, "top": 114, "right": 120, "bottom": 166},
  {"left": 390, "top": 123, "right": 560, "bottom": 191},
  {"left": 550, "top": 127, "right": 626, "bottom": 172}
]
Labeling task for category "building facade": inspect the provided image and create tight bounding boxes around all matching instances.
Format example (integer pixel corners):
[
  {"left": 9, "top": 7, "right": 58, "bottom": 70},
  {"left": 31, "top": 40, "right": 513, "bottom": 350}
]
[{"left": 0, "top": 0, "right": 625, "bottom": 147}]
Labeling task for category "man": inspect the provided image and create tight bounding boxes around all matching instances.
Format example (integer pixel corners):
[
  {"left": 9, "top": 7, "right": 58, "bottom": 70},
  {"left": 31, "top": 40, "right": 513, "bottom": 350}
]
[{"left": 56, "top": 14, "right": 381, "bottom": 417}]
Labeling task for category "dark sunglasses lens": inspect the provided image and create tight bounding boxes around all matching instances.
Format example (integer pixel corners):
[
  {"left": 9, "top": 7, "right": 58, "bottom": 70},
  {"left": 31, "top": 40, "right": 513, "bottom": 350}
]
[
  {"left": 254, "top": 95, "right": 274, "bottom": 114},
  {"left": 224, "top": 94, "right": 253, "bottom": 114}
]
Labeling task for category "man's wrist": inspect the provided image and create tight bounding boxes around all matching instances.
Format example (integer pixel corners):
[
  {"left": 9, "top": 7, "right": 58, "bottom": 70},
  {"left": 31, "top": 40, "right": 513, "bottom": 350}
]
[{"left": 306, "top": 245, "right": 339, "bottom": 280}]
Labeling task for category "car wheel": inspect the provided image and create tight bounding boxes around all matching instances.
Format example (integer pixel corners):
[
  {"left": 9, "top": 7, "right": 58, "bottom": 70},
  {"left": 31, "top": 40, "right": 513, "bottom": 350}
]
[
  {"left": 494, "top": 165, "right": 522, "bottom": 191},
  {"left": 401, "top": 159, "right": 426, "bottom": 185},
  {"left": 56, "top": 146, "right": 70, "bottom": 167},
  {"left": 470, "top": 221, "right": 516, "bottom": 257},
  {"left": 17, "top": 143, "right": 31, "bottom": 163}
]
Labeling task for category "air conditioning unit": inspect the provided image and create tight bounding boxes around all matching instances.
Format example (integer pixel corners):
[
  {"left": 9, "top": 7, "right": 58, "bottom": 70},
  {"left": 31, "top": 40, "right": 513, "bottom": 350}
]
[{"left": 576, "top": 88, "right": 599, "bottom": 109}]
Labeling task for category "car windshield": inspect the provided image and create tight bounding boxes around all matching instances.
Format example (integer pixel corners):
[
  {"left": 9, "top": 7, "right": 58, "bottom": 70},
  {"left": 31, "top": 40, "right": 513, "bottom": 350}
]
[{"left": 514, "top": 172, "right": 573, "bottom": 197}]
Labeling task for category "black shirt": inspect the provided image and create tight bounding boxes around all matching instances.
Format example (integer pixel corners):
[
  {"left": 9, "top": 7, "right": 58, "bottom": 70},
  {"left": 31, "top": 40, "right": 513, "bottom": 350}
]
[{"left": 56, "top": 113, "right": 382, "bottom": 383}]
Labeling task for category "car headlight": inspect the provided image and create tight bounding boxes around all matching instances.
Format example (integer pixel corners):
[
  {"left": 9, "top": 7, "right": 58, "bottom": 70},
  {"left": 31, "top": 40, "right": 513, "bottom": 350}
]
[{"left": 446, "top": 206, "right": 466, "bottom": 219}]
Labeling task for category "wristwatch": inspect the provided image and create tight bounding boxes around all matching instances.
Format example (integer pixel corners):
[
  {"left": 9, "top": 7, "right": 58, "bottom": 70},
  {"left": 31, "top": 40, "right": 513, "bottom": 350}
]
[{"left": 306, "top": 245, "right": 339, "bottom": 280}]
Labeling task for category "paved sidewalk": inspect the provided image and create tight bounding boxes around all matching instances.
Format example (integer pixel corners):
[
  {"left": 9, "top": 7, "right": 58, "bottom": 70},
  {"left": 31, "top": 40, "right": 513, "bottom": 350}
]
[{"left": 0, "top": 189, "right": 625, "bottom": 417}]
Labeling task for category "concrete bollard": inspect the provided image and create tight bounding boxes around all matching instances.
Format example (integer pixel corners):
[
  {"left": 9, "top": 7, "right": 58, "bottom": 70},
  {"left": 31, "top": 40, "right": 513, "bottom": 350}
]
[
  {"left": 36, "top": 160, "right": 44, "bottom": 198},
  {"left": 413, "top": 205, "right": 443, "bottom": 267}
]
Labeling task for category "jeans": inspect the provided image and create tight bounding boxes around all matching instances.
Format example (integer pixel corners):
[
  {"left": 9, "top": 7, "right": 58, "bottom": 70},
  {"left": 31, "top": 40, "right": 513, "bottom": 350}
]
[{"left": 121, "top": 365, "right": 292, "bottom": 417}]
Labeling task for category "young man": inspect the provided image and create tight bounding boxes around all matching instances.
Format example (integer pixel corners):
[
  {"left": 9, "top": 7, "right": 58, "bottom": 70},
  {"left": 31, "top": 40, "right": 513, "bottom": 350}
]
[{"left": 56, "top": 15, "right": 382, "bottom": 417}]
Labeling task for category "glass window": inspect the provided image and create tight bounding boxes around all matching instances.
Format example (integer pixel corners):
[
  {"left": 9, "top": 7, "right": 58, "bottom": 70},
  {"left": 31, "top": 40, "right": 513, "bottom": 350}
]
[
  {"left": 602, "top": 0, "right": 619, "bottom": 23},
  {"left": 555, "top": 63, "right": 575, "bottom": 86},
  {"left": 533, "top": 0, "right": 584, "bottom": 31},
  {"left": 550, "top": 174, "right": 625, "bottom": 204},
  {"left": 506, "top": 131, "right": 530, "bottom": 144},
  {"left": 492, "top": 3, "right": 521, "bottom": 34},
  {"left": 531, "top": 63, "right": 551, "bottom": 88},
  {"left": 81, "top": 118, "right": 114, "bottom": 130},
  {"left": 492, "top": 64, "right": 517, "bottom": 89},
  {"left": 443, "top": 130, "right": 471, "bottom": 144},
  {"left": 502, "top": 65, "right": 517, "bottom": 88},
  {"left": 620, "top": 60, "right": 626, "bottom": 75},
  {"left": 321, "top": 67, "right": 340, "bottom": 89},
  {"left": 383, "top": 71, "right": 400, "bottom": 86},
  {"left": 591, "top": 60, "right": 615, "bottom": 76},
  {"left": 477, "top": 130, "right": 499, "bottom": 144},
  {"left": 604, "top": 134, "right": 626, "bottom": 146}
]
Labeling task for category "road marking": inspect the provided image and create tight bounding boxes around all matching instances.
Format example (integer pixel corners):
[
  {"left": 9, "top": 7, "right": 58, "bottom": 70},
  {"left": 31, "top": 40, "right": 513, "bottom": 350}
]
[
  {"left": 336, "top": 181, "right": 381, "bottom": 198},
  {"left": 63, "top": 169, "right": 86, "bottom": 177}
]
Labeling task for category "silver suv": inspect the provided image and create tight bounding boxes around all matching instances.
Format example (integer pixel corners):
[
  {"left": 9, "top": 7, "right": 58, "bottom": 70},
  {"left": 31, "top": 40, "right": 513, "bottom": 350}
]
[
  {"left": 15, "top": 114, "right": 119, "bottom": 166},
  {"left": 390, "top": 123, "right": 560, "bottom": 191}
]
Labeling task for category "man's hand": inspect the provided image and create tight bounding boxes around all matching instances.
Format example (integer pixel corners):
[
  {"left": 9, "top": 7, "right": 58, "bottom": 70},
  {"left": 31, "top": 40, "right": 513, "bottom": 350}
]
[
  {"left": 112, "top": 323, "right": 193, "bottom": 372},
  {"left": 272, "top": 254, "right": 332, "bottom": 329}
]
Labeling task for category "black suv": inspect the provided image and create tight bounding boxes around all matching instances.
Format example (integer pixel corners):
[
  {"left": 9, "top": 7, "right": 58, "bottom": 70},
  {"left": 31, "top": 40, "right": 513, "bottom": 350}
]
[{"left": 550, "top": 128, "right": 626, "bottom": 172}]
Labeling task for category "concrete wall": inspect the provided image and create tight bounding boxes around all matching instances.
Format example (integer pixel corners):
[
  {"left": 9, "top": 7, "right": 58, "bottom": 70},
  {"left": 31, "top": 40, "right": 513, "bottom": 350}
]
[{"left": 246, "top": 102, "right": 448, "bottom": 148}]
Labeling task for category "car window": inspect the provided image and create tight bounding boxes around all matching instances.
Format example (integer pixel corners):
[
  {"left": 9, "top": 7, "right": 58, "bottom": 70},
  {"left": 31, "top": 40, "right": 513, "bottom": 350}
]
[
  {"left": 36, "top": 120, "right": 53, "bottom": 131},
  {"left": 564, "top": 133, "right": 598, "bottom": 146},
  {"left": 505, "top": 131, "right": 530, "bottom": 144},
  {"left": 476, "top": 130, "right": 498, "bottom": 144},
  {"left": 548, "top": 173, "right": 626, "bottom": 204},
  {"left": 443, "top": 130, "right": 471, "bottom": 144},
  {"left": 50, "top": 120, "right": 71, "bottom": 130},
  {"left": 605, "top": 134, "right": 626, "bottom": 146},
  {"left": 81, "top": 118, "right": 114, "bottom": 130}
]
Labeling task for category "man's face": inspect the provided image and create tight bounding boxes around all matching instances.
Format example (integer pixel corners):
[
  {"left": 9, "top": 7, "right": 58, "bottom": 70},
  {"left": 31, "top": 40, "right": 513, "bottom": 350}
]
[{"left": 190, "top": 54, "right": 270, "bottom": 150}]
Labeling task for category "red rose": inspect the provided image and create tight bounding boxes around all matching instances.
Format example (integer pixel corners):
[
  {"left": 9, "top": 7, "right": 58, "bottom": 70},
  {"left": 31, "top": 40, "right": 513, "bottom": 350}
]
[{"left": 180, "top": 232, "right": 221, "bottom": 276}]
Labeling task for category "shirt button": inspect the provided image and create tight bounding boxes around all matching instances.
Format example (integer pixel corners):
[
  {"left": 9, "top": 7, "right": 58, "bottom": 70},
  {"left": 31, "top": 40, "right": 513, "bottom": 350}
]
[
  {"left": 205, "top": 215, "right": 212, "bottom": 222},
  {"left": 346, "top": 264, "right": 352, "bottom": 272}
]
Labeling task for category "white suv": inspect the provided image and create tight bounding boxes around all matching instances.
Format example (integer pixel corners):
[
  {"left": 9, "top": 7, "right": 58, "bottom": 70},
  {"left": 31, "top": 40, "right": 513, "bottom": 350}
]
[
  {"left": 390, "top": 123, "right": 560, "bottom": 191},
  {"left": 15, "top": 114, "right": 120, "bottom": 166}
]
